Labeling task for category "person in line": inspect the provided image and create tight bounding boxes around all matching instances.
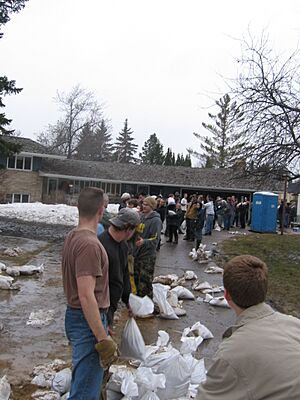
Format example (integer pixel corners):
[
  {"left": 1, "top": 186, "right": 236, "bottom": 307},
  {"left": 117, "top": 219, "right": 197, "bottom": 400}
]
[
  {"left": 194, "top": 201, "right": 206, "bottom": 249},
  {"left": 99, "top": 208, "right": 140, "bottom": 333},
  {"left": 62, "top": 187, "right": 117, "bottom": 400},
  {"left": 198, "top": 254, "right": 300, "bottom": 400},
  {"left": 166, "top": 200, "right": 179, "bottom": 244},
  {"left": 204, "top": 195, "right": 215, "bottom": 235},
  {"left": 184, "top": 195, "right": 198, "bottom": 241},
  {"left": 133, "top": 196, "right": 162, "bottom": 297},
  {"left": 119, "top": 192, "right": 131, "bottom": 210}
]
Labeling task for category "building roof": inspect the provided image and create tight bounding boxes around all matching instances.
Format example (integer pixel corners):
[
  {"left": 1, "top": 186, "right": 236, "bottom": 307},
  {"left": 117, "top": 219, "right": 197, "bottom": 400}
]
[
  {"left": 1, "top": 136, "right": 65, "bottom": 159},
  {"left": 288, "top": 181, "right": 300, "bottom": 194},
  {"left": 40, "top": 158, "right": 285, "bottom": 193}
]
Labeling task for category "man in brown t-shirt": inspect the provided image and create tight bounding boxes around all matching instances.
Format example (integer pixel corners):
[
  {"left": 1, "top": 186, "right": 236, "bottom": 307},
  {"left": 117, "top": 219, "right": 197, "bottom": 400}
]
[{"left": 62, "top": 187, "right": 117, "bottom": 400}]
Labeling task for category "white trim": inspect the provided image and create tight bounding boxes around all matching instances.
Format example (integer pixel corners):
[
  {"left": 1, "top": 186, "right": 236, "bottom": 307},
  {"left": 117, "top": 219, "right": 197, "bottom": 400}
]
[
  {"left": 39, "top": 172, "right": 269, "bottom": 193},
  {"left": 6, "top": 193, "right": 31, "bottom": 203},
  {"left": 19, "top": 151, "right": 66, "bottom": 160}
]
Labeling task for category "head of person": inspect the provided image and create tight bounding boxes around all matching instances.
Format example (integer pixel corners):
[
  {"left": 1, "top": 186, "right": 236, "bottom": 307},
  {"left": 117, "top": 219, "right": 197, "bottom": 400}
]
[
  {"left": 121, "top": 192, "right": 131, "bottom": 203},
  {"left": 196, "top": 201, "right": 203, "bottom": 209},
  {"left": 103, "top": 193, "right": 109, "bottom": 208},
  {"left": 78, "top": 188, "right": 104, "bottom": 221},
  {"left": 109, "top": 208, "right": 140, "bottom": 240},
  {"left": 142, "top": 196, "right": 157, "bottom": 214},
  {"left": 223, "top": 255, "right": 268, "bottom": 313},
  {"left": 176, "top": 202, "right": 181, "bottom": 210},
  {"left": 127, "top": 198, "right": 139, "bottom": 208}
]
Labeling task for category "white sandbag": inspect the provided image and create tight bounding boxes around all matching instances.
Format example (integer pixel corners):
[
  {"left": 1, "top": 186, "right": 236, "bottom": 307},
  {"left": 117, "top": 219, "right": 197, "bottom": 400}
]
[
  {"left": 60, "top": 392, "right": 70, "bottom": 400},
  {"left": 170, "top": 286, "right": 195, "bottom": 300},
  {"left": 183, "top": 271, "right": 197, "bottom": 280},
  {"left": 156, "top": 330, "right": 170, "bottom": 347},
  {"left": 106, "top": 368, "right": 135, "bottom": 394},
  {"left": 129, "top": 294, "right": 154, "bottom": 316},
  {"left": 31, "top": 390, "right": 60, "bottom": 400},
  {"left": 153, "top": 274, "right": 179, "bottom": 285},
  {"left": 180, "top": 336, "right": 203, "bottom": 354},
  {"left": 188, "top": 248, "right": 198, "bottom": 261},
  {"left": 202, "top": 286, "right": 224, "bottom": 294},
  {"left": 203, "top": 294, "right": 230, "bottom": 308},
  {"left": 0, "top": 278, "right": 11, "bottom": 290},
  {"left": 182, "top": 321, "right": 214, "bottom": 340},
  {"left": 4, "top": 267, "right": 20, "bottom": 277},
  {"left": 174, "top": 306, "right": 187, "bottom": 317},
  {"left": 157, "top": 354, "right": 191, "bottom": 399},
  {"left": 141, "top": 346, "right": 179, "bottom": 370},
  {"left": 120, "top": 374, "right": 138, "bottom": 398},
  {"left": 204, "top": 265, "right": 224, "bottom": 274},
  {"left": 119, "top": 318, "right": 146, "bottom": 361},
  {"left": 0, "top": 375, "right": 10, "bottom": 400},
  {"left": 0, "top": 262, "right": 6, "bottom": 271},
  {"left": 140, "top": 392, "right": 160, "bottom": 400},
  {"left": 166, "top": 290, "right": 179, "bottom": 307},
  {"left": 19, "top": 263, "right": 44, "bottom": 275},
  {"left": 192, "top": 281, "right": 211, "bottom": 291},
  {"left": 152, "top": 284, "right": 178, "bottom": 320},
  {"left": 27, "top": 310, "right": 55, "bottom": 327},
  {"left": 190, "top": 358, "right": 206, "bottom": 385},
  {"left": 51, "top": 368, "right": 71, "bottom": 395},
  {"left": 135, "top": 367, "right": 165, "bottom": 399}
]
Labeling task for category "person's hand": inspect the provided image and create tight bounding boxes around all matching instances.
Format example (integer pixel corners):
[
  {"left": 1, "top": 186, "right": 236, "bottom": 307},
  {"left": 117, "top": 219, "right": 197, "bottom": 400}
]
[
  {"left": 95, "top": 336, "right": 118, "bottom": 369},
  {"left": 135, "top": 237, "right": 144, "bottom": 247}
]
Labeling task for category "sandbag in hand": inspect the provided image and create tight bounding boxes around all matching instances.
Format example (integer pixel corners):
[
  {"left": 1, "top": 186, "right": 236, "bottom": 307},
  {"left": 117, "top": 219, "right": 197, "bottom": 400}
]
[{"left": 95, "top": 336, "right": 118, "bottom": 369}]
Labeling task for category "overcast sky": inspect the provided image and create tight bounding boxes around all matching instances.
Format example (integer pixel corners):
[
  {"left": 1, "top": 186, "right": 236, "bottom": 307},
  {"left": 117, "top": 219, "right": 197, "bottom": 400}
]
[{"left": 2, "top": 0, "right": 300, "bottom": 162}]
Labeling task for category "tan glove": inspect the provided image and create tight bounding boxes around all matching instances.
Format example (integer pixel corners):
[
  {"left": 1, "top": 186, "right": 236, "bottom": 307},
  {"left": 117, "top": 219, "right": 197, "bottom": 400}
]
[{"left": 95, "top": 336, "right": 118, "bottom": 369}]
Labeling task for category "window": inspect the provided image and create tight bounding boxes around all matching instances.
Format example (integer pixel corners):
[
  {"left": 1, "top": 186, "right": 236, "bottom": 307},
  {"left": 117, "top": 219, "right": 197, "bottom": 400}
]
[
  {"left": 7, "top": 156, "right": 32, "bottom": 170},
  {"left": 6, "top": 193, "right": 30, "bottom": 203}
]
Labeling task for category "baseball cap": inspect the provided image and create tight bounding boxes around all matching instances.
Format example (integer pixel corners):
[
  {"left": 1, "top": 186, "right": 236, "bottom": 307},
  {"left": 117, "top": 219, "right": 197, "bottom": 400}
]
[{"left": 109, "top": 208, "right": 140, "bottom": 229}]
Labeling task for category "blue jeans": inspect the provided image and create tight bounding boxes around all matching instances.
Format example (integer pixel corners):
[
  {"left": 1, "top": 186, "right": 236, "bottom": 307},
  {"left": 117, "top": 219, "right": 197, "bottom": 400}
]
[
  {"left": 65, "top": 306, "right": 108, "bottom": 400},
  {"left": 205, "top": 214, "right": 214, "bottom": 234}
]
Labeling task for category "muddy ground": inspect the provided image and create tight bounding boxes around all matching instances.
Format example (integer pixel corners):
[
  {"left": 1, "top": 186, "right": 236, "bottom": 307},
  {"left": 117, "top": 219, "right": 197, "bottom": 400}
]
[{"left": 0, "top": 218, "right": 236, "bottom": 399}]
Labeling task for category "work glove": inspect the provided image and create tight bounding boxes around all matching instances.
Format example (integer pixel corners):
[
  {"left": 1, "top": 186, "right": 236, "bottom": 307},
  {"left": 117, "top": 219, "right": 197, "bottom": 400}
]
[{"left": 95, "top": 336, "right": 118, "bottom": 369}]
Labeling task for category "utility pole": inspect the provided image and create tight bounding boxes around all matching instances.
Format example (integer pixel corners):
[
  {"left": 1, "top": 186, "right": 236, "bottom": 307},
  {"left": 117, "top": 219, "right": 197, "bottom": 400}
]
[{"left": 280, "top": 175, "right": 288, "bottom": 235}]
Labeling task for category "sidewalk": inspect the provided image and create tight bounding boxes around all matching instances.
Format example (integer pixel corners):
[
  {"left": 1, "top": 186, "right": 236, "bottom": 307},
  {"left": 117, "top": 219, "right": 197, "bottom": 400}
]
[{"left": 115, "top": 227, "right": 237, "bottom": 369}]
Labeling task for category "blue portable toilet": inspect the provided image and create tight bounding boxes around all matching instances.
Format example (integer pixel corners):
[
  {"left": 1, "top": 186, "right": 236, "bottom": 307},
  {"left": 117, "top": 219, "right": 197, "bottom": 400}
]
[{"left": 251, "top": 191, "right": 278, "bottom": 233}]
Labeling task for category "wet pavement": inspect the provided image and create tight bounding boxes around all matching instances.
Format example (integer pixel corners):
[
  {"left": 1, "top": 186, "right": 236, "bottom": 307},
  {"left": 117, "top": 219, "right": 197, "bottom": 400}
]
[{"left": 0, "top": 220, "right": 237, "bottom": 399}]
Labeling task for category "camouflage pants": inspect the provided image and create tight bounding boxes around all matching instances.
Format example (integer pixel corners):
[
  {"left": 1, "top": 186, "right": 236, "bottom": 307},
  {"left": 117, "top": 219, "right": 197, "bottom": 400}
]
[{"left": 134, "top": 256, "right": 156, "bottom": 298}]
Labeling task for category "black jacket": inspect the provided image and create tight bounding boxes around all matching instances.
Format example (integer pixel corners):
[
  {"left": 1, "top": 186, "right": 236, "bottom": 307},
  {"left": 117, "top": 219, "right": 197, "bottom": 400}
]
[{"left": 99, "top": 230, "right": 131, "bottom": 325}]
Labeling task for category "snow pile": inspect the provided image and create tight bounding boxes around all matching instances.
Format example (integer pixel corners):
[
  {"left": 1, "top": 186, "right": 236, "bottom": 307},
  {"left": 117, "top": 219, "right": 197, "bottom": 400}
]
[{"left": 0, "top": 203, "right": 120, "bottom": 226}]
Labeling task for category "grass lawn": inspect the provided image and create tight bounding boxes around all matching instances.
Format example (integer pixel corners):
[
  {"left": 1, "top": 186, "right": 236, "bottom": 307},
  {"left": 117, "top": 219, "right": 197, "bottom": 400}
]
[{"left": 220, "top": 233, "right": 300, "bottom": 318}]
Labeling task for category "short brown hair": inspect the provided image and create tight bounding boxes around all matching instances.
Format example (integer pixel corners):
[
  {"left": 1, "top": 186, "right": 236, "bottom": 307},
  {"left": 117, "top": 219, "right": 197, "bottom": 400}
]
[
  {"left": 78, "top": 188, "right": 104, "bottom": 218},
  {"left": 223, "top": 255, "right": 268, "bottom": 308}
]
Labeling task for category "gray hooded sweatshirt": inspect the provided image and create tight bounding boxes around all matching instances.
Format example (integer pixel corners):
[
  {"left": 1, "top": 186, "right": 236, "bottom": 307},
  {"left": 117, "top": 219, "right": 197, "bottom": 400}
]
[{"left": 133, "top": 210, "right": 162, "bottom": 259}]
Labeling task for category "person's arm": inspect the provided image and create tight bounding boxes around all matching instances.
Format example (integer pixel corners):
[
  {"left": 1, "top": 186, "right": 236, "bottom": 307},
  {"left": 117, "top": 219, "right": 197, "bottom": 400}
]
[
  {"left": 198, "top": 357, "right": 249, "bottom": 400},
  {"left": 77, "top": 275, "right": 107, "bottom": 342}
]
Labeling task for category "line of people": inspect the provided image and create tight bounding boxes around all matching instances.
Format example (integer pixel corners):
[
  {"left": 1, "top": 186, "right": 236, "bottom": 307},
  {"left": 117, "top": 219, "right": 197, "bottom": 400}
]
[{"left": 61, "top": 187, "right": 300, "bottom": 399}]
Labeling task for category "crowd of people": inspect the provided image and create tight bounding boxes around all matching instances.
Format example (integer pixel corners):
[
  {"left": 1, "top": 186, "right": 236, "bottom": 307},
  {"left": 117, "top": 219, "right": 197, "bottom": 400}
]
[{"left": 61, "top": 187, "right": 300, "bottom": 399}]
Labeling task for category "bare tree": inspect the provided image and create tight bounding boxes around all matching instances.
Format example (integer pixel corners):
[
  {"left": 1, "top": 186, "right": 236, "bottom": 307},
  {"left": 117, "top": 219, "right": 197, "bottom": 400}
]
[
  {"left": 37, "top": 85, "right": 104, "bottom": 158},
  {"left": 231, "top": 33, "right": 300, "bottom": 180}
]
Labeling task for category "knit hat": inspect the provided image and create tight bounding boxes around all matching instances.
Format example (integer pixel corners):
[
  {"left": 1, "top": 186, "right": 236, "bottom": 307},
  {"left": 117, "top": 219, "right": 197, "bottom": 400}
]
[{"left": 143, "top": 196, "right": 157, "bottom": 210}]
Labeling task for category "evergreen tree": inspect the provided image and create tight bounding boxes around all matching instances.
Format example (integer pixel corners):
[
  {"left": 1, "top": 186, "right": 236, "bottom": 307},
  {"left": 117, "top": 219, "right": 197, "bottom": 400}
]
[
  {"left": 184, "top": 154, "right": 192, "bottom": 167},
  {"left": 75, "top": 124, "right": 94, "bottom": 160},
  {"left": 0, "top": 1, "right": 28, "bottom": 157},
  {"left": 175, "top": 153, "right": 182, "bottom": 166},
  {"left": 76, "top": 119, "right": 113, "bottom": 161},
  {"left": 140, "top": 133, "right": 164, "bottom": 165},
  {"left": 93, "top": 119, "right": 113, "bottom": 161},
  {"left": 188, "top": 94, "right": 244, "bottom": 168},
  {"left": 164, "top": 148, "right": 173, "bottom": 166},
  {"left": 113, "top": 119, "right": 138, "bottom": 163}
]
